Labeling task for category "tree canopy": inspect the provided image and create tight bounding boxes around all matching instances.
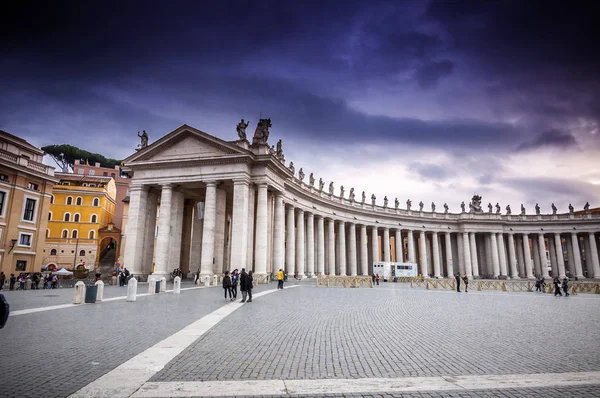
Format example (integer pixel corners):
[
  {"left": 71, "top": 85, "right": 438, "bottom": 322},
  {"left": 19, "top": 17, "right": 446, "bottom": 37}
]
[{"left": 41, "top": 144, "right": 121, "bottom": 172}]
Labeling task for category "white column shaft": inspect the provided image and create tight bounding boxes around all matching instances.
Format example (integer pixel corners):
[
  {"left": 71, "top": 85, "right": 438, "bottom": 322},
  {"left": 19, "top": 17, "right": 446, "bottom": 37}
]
[
  {"left": 395, "top": 230, "right": 402, "bottom": 262},
  {"left": 383, "top": 228, "right": 390, "bottom": 263},
  {"left": 497, "top": 233, "right": 508, "bottom": 276},
  {"left": 522, "top": 234, "right": 534, "bottom": 279},
  {"left": 589, "top": 233, "right": 600, "bottom": 278},
  {"left": 230, "top": 181, "right": 250, "bottom": 270},
  {"left": 445, "top": 232, "right": 454, "bottom": 276},
  {"left": 554, "top": 234, "right": 566, "bottom": 279},
  {"left": 285, "top": 206, "right": 295, "bottom": 275},
  {"left": 469, "top": 233, "right": 479, "bottom": 278},
  {"left": 123, "top": 186, "right": 148, "bottom": 275},
  {"left": 462, "top": 232, "right": 472, "bottom": 278},
  {"left": 317, "top": 216, "right": 325, "bottom": 275},
  {"left": 200, "top": 183, "right": 217, "bottom": 275},
  {"left": 432, "top": 232, "right": 441, "bottom": 277},
  {"left": 338, "top": 221, "right": 346, "bottom": 275},
  {"left": 306, "top": 213, "right": 315, "bottom": 277},
  {"left": 155, "top": 185, "right": 173, "bottom": 275},
  {"left": 407, "top": 231, "right": 415, "bottom": 263},
  {"left": 273, "top": 193, "right": 285, "bottom": 274},
  {"left": 295, "top": 209, "right": 305, "bottom": 277},
  {"left": 538, "top": 234, "right": 550, "bottom": 278},
  {"left": 254, "top": 184, "right": 268, "bottom": 276},
  {"left": 360, "top": 225, "right": 368, "bottom": 275},
  {"left": 570, "top": 233, "right": 584, "bottom": 278},
  {"left": 327, "top": 219, "right": 336, "bottom": 275},
  {"left": 490, "top": 233, "right": 500, "bottom": 277},
  {"left": 348, "top": 223, "right": 357, "bottom": 276},
  {"left": 371, "top": 226, "right": 379, "bottom": 265},
  {"left": 508, "top": 233, "right": 518, "bottom": 278},
  {"left": 419, "top": 231, "right": 428, "bottom": 277}
]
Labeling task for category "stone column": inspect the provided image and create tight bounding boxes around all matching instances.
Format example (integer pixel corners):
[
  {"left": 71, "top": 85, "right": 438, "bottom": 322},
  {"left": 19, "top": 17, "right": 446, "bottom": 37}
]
[
  {"left": 273, "top": 193, "right": 285, "bottom": 274},
  {"left": 337, "top": 221, "right": 346, "bottom": 276},
  {"left": 230, "top": 181, "right": 250, "bottom": 270},
  {"left": 570, "top": 233, "right": 584, "bottom": 279},
  {"left": 538, "top": 234, "right": 550, "bottom": 278},
  {"left": 490, "top": 233, "right": 500, "bottom": 278},
  {"left": 516, "top": 236, "right": 525, "bottom": 277},
  {"left": 360, "top": 225, "right": 368, "bottom": 275},
  {"left": 548, "top": 236, "right": 558, "bottom": 277},
  {"left": 553, "top": 233, "right": 566, "bottom": 279},
  {"left": 371, "top": 226, "right": 379, "bottom": 267},
  {"left": 532, "top": 237, "right": 541, "bottom": 276},
  {"left": 316, "top": 215, "right": 325, "bottom": 275},
  {"left": 214, "top": 187, "right": 227, "bottom": 273},
  {"left": 168, "top": 190, "right": 184, "bottom": 271},
  {"left": 507, "top": 233, "right": 518, "bottom": 279},
  {"left": 348, "top": 223, "right": 357, "bottom": 276},
  {"left": 432, "top": 232, "right": 441, "bottom": 278},
  {"left": 328, "top": 218, "right": 336, "bottom": 275},
  {"left": 383, "top": 228, "right": 390, "bottom": 263},
  {"left": 419, "top": 231, "right": 428, "bottom": 277},
  {"left": 444, "top": 232, "right": 454, "bottom": 277},
  {"left": 295, "top": 208, "right": 305, "bottom": 277},
  {"left": 143, "top": 192, "right": 158, "bottom": 275},
  {"left": 154, "top": 184, "right": 173, "bottom": 276},
  {"left": 522, "top": 234, "right": 534, "bottom": 279},
  {"left": 179, "top": 200, "right": 194, "bottom": 275},
  {"left": 469, "top": 232, "right": 479, "bottom": 278},
  {"left": 407, "top": 230, "right": 416, "bottom": 263},
  {"left": 497, "top": 233, "right": 508, "bottom": 277},
  {"left": 246, "top": 185, "right": 255, "bottom": 269},
  {"left": 285, "top": 205, "right": 295, "bottom": 276},
  {"left": 395, "top": 230, "right": 402, "bottom": 263},
  {"left": 584, "top": 236, "right": 593, "bottom": 277},
  {"left": 457, "top": 233, "right": 464, "bottom": 275},
  {"left": 254, "top": 183, "right": 268, "bottom": 277},
  {"left": 306, "top": 213, "right": 315, "bottom": 277},
  {"left": 200, "top": 182, "right": 217, "bottom": 276},
  {"left": 123, "top": 185, "right": 148, "bottom": 275},
  {"left": 462, "top": 232, "right": 472, "bottom": 278},
  {"left": 589, "top": 232, "right": 600, "bottom": 278}
]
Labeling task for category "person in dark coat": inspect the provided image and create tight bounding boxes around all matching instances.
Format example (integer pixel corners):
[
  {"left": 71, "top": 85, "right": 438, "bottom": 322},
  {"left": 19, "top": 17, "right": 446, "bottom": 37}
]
[
  {"left": 222, "top": 271, "right": 232, "bottom": 302},
  {"left": 239, "top": 268, "right": 250, "bottom": 303},
  {"left": 0, "top": 272, "right": 5, "bottom": 291},
  {"left": 9, "top": 274, "right": 16, "bottom": 290},
  {"left": 562, "top": 278, "right": 569, "bottom": 297},
  {"left": 247, "top": 270, "right": 253, "bottom": 302},
  {"left": 553, "top": 277, "right": 562, "bottom": 296},
  {"left": 230, "top": 269, "right": 239, "bottom": 300},
  {"left": 462, "top": 275, "right": 469, "bottom": 292},
  {"left": 455, "top": 274, "right": 461, "bottom": 292}
]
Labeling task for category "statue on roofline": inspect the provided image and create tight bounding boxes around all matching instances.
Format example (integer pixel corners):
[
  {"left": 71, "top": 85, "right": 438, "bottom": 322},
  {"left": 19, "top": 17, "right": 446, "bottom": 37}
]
[
  {"left": 137, "top": 130, "right": 149, "bottom": 149},
  {"left": 418, "top": 201, "right": 424, "bottom": 211},
  {"left": 535, "top": 203, "right": 540, "bottom": 215},
  {"left": 298, "top": 168, "right": 305, "bottom": 182},
  {"left": 443, "top": 203, "right": 449, "bottom": 213},
  {"left": 506, "top": 205, "right": 511, "bottom": 215},
  {"left": 383, "top": 196, "right": 388, "bottom": 207},
  {"left": 495, "top": 203, "right": 501, "bottom": 214},
  {"left": 309, "top": 173, "right": 315, "bottom": 187},
  {"left": 461, "top": 201, "right": 466, "bottom": 212},
  {"left": 584, "top": 202, "right": 590, "bottom": 213},
  {"left": 319, "top": 178, "right": 325, "bottom": 191},
  {"left": 568, "top": 203, "right": 574, "bottom": 213},
  {"left": 340, "top": 186, "right": 345, "bottom": 198},
  {"left": 431, "top": 202, "right": 436, "bottom": 212},
  {"left": 551, "top": 203, "right": 557, "bottom": 215},
  {"left": 349, "top": 188, "right": 355, "bottom": 202},
  {"left": 362, "top": 191, "right": 366, "bottom": 203},
  {"left": 407, "top": 199, "right": 412, "bottom": 210},
  {"left": 371, "top": 194, "right": 376, "bottom": 206},
  {"left": 329, "top": 182, "right": 334, "bottom": 195},
  {"left": 236, "top": 119, "right": 250, "bottom": 141},
  {"left": 252, "top": 118, "right": 271, "bottom": 145},
  {"left": 395, "top": 197, "right": 399, "bottom": 209},
  {"left": 470, "top": 195, "right": 483, "bottom": 213}
]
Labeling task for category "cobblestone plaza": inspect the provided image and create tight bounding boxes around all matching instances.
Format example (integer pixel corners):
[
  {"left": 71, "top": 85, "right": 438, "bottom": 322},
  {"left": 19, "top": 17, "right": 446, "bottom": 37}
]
[{"left": 1, "top": 281, "right": 599, "bottom": 397}]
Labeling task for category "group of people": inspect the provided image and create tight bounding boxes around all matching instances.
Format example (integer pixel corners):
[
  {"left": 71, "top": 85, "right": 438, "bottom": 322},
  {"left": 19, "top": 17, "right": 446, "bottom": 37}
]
[
  {"left": 222, "top": 268, "right": 254, "bottom": 302},
  {"left": 117, "top": 268, "right": 130, "bottom": 286},
  {"left": 0, "top": 272, "right": 59, "bottom": 291},
  {"left": 535, "top": 276, "right": 570, "bottom": 296},
  {"left": 455, "top": 274, "right": 470, "bottom": 292}
]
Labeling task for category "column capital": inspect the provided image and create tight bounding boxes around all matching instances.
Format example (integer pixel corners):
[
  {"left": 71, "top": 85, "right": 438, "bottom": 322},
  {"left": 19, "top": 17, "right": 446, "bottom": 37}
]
[
  {"left": 232, "top": 179, "right": 250, "bottom": 186},
  {"left": 129, "top": 184, "right": 148, "bottom": 192},
  {"left": 255, "top": 182, "right": 269, "bottom": 188},
  {"left": 204, "top": 181, "right": 217, "bottom": 188},
  {"left": 274, "top": 191, "right": 284, "bottom": 198},
  {"left": 314, "top": 214, "right": 324, "bottom": 220}
]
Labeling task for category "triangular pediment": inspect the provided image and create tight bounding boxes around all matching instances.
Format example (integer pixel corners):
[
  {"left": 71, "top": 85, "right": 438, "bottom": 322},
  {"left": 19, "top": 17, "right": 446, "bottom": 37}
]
[{"left": 123, "top": 125, "right": 250, "bottom": 164}]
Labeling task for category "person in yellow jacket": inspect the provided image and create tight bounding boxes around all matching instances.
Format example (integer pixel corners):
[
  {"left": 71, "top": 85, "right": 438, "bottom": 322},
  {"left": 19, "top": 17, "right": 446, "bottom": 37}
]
[{"left": 277, "top": 269, "right": 284, "bottom": 290}]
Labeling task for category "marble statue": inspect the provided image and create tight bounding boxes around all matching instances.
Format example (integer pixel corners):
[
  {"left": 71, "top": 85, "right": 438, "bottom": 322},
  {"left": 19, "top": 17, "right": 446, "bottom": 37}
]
[
  {"left": 395, "top": 197, "right": 399, "bottom": 209},
  {"left": 252, "top": 118, "right": 271, "bottom": 145},
  {"left": 329, "top": 182, "right": 334, "bottom": 195},
  {"left": 418, "top": 201, "right": 424, "bottom": 211},
  {"left": 521, "top": 204, "right": 526, "bottom": 215},
  {"left": 495, "top": 203, "right": 501, "bottom": 214},
  {"left": 319, "top": 178, "right": 324, "bottom": 191},
  {"left": 443, "top": 203, "right": 449, "bottom": 213},
  {"left": 551, "top": 203, "right": 557, "bottom": 215},
  {"left": 460, "top": 201, "right": 465, "bottom": 212},
  {"left": 488, "top": 203, "right": 493, "bottom": 213},
  {"left": 584, "top": 202, "right": 590, "bottom": 212},
  {"left": 309, "top": 173, "right": 315, "bottom": 186},
  {"left": 298, "top": 168, "right": 305, "bottom": 182},
  {"left": 270, "top": 145, "right": 275, "bottom": 154},
  {"left": 236, "top": 119, "right": 249, "bottom": 141},
  {"left": 431, "top": 202, "right": 436, "bottom": 212},
  {"left": 506, "top": 205, "right": 511, "bottom": 215},
  {"left": 288, "top": 161, "right": 295, "bottom": 175},
  {"left": 535, "top": 203, "right": 540, "bottom": 215},
  {"left": 406, "top": 199, "right": 412, "bottom": 210},
  {"left": 349, "top": 188, "right": 355, "bottom": 202},
  {"left": 276, "top": 139, "right": 284, "bottom": 161},
  {"left": 470, "top": 195, "right": 483, "bottom": 213},
  {"left": 568, "top": 203, "right": 574, "bottom": 213},
  {"left": 137, "top": 130, "right": 148, "bottom": 148},
  {"left": 340, "top": 185, "right": 345, "bottom": 198},
  {"left": 362, "top": 191, "right": 366, "bottom": 203},
  {"left": 383, "top": 196, "right": 388, "bottom": 207},
  {"left": 371, "top": 194, "right": 376, "bottom": 206}
]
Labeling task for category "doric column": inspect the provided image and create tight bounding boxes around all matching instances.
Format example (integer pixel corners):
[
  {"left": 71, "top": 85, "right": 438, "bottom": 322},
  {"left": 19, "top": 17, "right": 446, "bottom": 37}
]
[
  {"left": 553, "top": 233, "right": 566, "bottom": 279},
  {"left": 457, "top": 233, "right": 464, "bottom": 275},
  {"left": 548, "top": 235, "right": 558, "bottom": 277},
  {"left": 200, "top": 182, "right": 217, "bottom": 276},
  {"left": 316, "top": 215, "right": 325, "bottom": 275},
  {"left": 123, "top": 185, "right": 148, "bottom": 275},
  {"left": 306, "top": 213, "right": 315, "bottom": 277},
  {"left": 432, "top": 232, "right": 441, "bottom": 278},
  {"left": 295, "top": 208, "right": 305, "bottom": 277},
  {"left": 395, "top": 230, "right": 402, "bottom": 262},
  {"left": 327, "top": 218, "right": 336, "bottom": 275},
  {"left": 516, "top": 236, "right": 525, "bottom": 277},
  {"left": 179, "top": 199, "right": 194, "bottom": 275},
  {"left": 497, "top": 233, "right": 508, "bottom": 277},
  {"left": 589, "top": 232, "right": 600, "bottom": 278},
  {"left": 469, "top": 232, "right": 479, "bottom": 278},
  {"left": 254, "top": 183, "right": 268, "bottom": 277},
  {"left": 348, "top": 223, "right": 357, "bottom": 276},
  {"left": 190, "top": 200, "right": 204, "bottom": 273},
  {"left": 360, "top": 225, "right": 368, "bottom": 275},
  {"left": 168, "top": 190, "right": 184, "bottom": 271},
  {"left": 462, "top": 232, "right": 472, "bottom": 278},
  {"left": 143, "top": 192, "right": 158, "bottom": 275},
  {"left": 214, "top": 187, "right": 227, "bottom": 273},
  {"left": 154, "top": 184, "right": 173, "bottom": 275},
  {"left": 532, "top": 237, "right": 541, "bottom": 276},
  {"left": 570, "top": 233, "right": 584, "bottom": 278},
  {"left": 285, "top": 205, "right": 295, "bottom": 276},
  {"left": 522, "top": 234, "right": 534, "bottom": 279},
  {"left": 538, "top": 233, "right": 550, "bottom": 278},
  {"left": 419, "top": 231, "right": 428, "bottom": 277},
  {"left": 273, "top": 193, "right": 285, "bottom": 274},
  {"left": 230, "top": 181, "right": 250, "bottom": 270},
  {"left": 444, "top": 232, "right": 454, "bottom": 277},
  {"left": 507, "top": 233, "right": 518, "bottom": 279},
  {"left": 371, "top": 226, "right": 379, "bottom": 266},
  {"left": 383, "top": 228, "right": 390, "bottom": 263},
  {"left": 490, "top": 233, "right": 500, "bottom": 278},
  {"left": 407, "top": 230, "right": 416, "bottom": 263},
  {"left": 337, "top": 221, "right": 346, "bottom": 275}
]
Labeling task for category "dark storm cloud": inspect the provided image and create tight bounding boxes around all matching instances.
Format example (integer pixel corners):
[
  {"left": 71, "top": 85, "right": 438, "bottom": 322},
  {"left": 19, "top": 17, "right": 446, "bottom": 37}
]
[
  {"left": 415, "top": 60, "right": 454, "bottom": 89},
  {"left": 500, "top": 177, "right": 597, "bottom": 211},
  {"left": 408, "top": 162, "right": 448, "bottom": 181},
  {"left": 517, "top": 130, "right": 578, "bottom": 152}
]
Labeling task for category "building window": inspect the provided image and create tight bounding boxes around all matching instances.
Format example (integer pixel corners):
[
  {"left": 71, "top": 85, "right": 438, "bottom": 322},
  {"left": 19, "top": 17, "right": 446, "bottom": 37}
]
[
  {"left": 76, "top": 197, "right": 82, "bottom": 205},
  {"left": 72, "top": 230, "right": 78, "bottom": 238},
  {"left": 111, "top": 173, "right": 115, "bottom": 178},
  {"left": 50, "top": 249, "right": 57, "bottom": 255},
  {"left": 48, "top": 211, "right": 52, "bottom": 221},
  {"left": 0, "top": 191, "right": 6, "bottom": 217},
  {"left": 93, "top": 198, "right": 99, "bottom": 206},
  {"left": 89, "top": 230, "right": 95, "bottom": 239},
  {"left": 64, "top": 213, "right": 70, "bottom": 222},
  {"left": 74, "top": 213, "right": 80, "bottom": 222},
  {"left": 62, "top": 182, "right": 70, "bottom": 185},
  {"left": 18, "top": 233, "right": 32, "bottom": 246},
  {"left": 79, "top": 249, "right": 85, "bottom": 256},
  {"left": 66, "top": 196, "right": 73, "bottom": 205},
  {"left": 90, "top": 214, "right": 97, "bottom": 223},
  {"left": 23, "top": 198, "right": 36, "bottom": 221},
  {"left": 89, "top": 170, "right": 95, "bottom": 176},
  {"left": 78, "top": 168, "right": 84, "bottom": 174},
  {"left": 28, "top": 182, "right": 39, "bottom": 191},
  {"left": 16, "top": 260, "right": 27, "bottom": 271},
  {"left": 62, "top": 230, "right": 68, "bottom": 238},
  {"left": 50, "top": 195, "right": 54, "bottom": 204},
  {"left": 46, "top": 229, "right": 50, "bottom": 238},
  {"left": 0, "top": 173, "right": 9, "bottom": 182},
  {"left": 103, "top": 172, "right": 108, "bottom": 176}
]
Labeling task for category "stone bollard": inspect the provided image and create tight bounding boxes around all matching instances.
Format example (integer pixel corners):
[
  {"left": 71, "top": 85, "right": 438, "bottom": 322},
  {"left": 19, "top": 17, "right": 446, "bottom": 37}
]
[
  {"left": 160, "top": 277, "right": 166, "bottom": 292},
  {"left": 95, "top": 280, "right": 104, "bottom": 301},
  {"left": 127, "top": 277, "right": 137, "bottom": 302},
  {"left": 213, "top": 275, "right": 218, "bottom": 286},
  {"left": 111, "top": 275, "right": 118, "bottom": 286},
  {"left": 147, "top": 277, "right": 156, "bottom": 294},
  {"left": 25, "top": 279, "right": 32, "bottom": 290},
  {"left": 73, "top": 281, "right": 86, "bottom": 304},
  {"left": 204, "top": 276, "right": 210, "bottom": 287},
  {"left": 173, "top": 276, "right": 181, "bottom": 294}
]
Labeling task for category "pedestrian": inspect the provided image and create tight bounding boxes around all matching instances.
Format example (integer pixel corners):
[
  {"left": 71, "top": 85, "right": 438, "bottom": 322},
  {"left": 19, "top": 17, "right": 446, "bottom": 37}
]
[
  {"left": 284, "top": 270, "right": 288, "bottom": 281},
  {"left": 535, "top": 277, "right": 542, "bottom": 292},
  {"left": 371, "top": 273, "right": 376, "bottom": 285},
  {"left": 239, "top": 268, "right": 250, "bottom": 303},
  {"left": 375, "top": 273, "right": 380, "bottom": 286},
  {"left": 0, "top": 272, "right": 5, "bottom": 291},
  {"left": 562, "top": 278, "right": 569, "bottom": 297},
  {"left": 277, "top": 268, "right": 284, "bottom": 289},
  {"left": 462, "top": 275, "right": 469, "bottom": 292},
  {"left": 247, "top": 270, "right": 253, "bottom": 302},
  {"left": 9, "top": 274, "right": 16, "bottom": 290},
  {"left": 222, "top": 271, "right": 232, "bottom": 302},
  {"left": 230, "top": 269, "right": 239, "bottom": 299},
  {"left": 52, "top": 275, "right": 58, "bottom": 289},
  {"left": 124, "top": 268, "right": 130, "bottom": 285},
  {"left": 455, "top": 274, "right": 461, "bottom": 292},
  {"left": 553, "top": 276, "right": 562, "bottom": 297}
]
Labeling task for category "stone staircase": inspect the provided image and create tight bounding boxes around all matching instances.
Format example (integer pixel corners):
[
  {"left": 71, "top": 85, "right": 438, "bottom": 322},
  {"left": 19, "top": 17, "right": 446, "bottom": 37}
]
[{"left": 97, "top": 247, "right": 117, "bottom": 282}]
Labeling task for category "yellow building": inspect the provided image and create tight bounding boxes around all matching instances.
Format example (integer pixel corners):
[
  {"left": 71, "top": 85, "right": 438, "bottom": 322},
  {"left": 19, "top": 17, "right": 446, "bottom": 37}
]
[
  {"left": 0, "top": 130, "right": 58, "bottom": 275},
  {"left": 43, "top": 173, "right": 117, "bottom": 271}
]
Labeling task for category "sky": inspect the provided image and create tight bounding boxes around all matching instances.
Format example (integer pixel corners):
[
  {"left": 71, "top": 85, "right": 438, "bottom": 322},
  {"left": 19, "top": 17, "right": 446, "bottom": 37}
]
[{"left": 1, "top": 0, "right": 599, "bottom": 213}]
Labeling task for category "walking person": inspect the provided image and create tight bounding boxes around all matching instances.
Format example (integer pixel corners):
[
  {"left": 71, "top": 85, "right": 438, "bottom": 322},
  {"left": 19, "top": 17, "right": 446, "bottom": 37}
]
[
  {"left": 562, "top": 278, "right": 570, "bottom": 297},
  {"left": 247, "top": 270, "right": 253, "bottom": 302},
  {"left": 553, "top": 276, "right": 562, "bottom": 296},
  {"left": 239, "top": 268, "right": 250, "bottom": 303},
  {"left": 9, "top": 274, "right": 16, "bottom": 291},
  {"left": 455, "top": 274, "right": 461, "bottom": 292},
  {"left": 0, "top": 272, "right": 5, "bottom": 291},
  {"left": 222, "top": 271, "right": 232, "bottom": 302},
  {"left": 375, "top": 273, "right": 380, "bottom": 286},
  {"left": 277, "top": 268, "right": 284, "bottom": 289},
  {"left": 535, "top": 277, "right": 542, "bottom": 292},
  {"left": 462, "top": 275, "right": 469, "bottom": 292},
  {"left": 230, "top": 269, "right": 239, "bottom": 300}
]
